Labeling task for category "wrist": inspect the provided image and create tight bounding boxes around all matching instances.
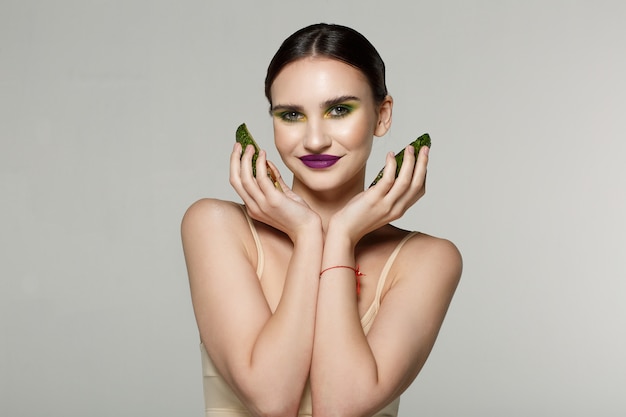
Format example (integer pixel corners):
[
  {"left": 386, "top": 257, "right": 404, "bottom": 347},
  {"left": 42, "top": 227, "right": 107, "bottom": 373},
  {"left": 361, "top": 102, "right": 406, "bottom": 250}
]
[
  {"left": 326, "top": 218, "right": 358, "bottom": 250},
  {"left": 319, "top": 265, "right": 364, "bottom": 296},
  {"left": 291, "top": 215, "right": 323, "bottom": 243}
]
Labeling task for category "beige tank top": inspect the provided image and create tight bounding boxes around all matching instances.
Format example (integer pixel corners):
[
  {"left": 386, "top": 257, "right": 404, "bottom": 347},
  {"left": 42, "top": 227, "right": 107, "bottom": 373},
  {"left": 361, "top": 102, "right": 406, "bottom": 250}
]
[{"left": 200, "top": 206, "right": 417, "bottom": 416}]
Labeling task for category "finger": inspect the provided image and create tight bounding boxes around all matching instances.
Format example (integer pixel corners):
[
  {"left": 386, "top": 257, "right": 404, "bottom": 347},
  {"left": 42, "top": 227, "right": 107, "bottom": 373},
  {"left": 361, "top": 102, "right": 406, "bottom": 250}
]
[
  {"left": 385, "top": 145, "right": 416, "bottom": 200},
  {"left": 410, "top": 144, "right": 429, "bottom": 190},
  {"left": 255, "top": 150, "right": 278, "bottom": 193},
  {"left": 229, "top": 143, "right": 260, "bottom": 210},
  {"left": 396, "top": 144, "right": 428, "bottom": 208},
  {"left": 237, "top": 145, "right": 258, "bottom": 198},
  {"left": 265, "top": 160, "right": 285, "bottom": 192},
  {"left": 397, "top": 145, "right": 417, "bottom": 183},
  {"left": 236, "top": 144, "right": 263, "bottom": 199},
  {"left": 241, "top": 144, "right": 257, "bottom": 179},
  {"left": 384, "top": 144, "right": 430, "bottom": 217},
  {"left": 371, "top": 151, "right": 397, "bottom": 194},
  {"left": 240, "top": 146, "right": 271, "bottom": 205},
  {"left": 229, "top": 142, "right": 244, "bottom": 189},
  {"left": 263, "top": 158, "right": 306, "bottom": 206}
]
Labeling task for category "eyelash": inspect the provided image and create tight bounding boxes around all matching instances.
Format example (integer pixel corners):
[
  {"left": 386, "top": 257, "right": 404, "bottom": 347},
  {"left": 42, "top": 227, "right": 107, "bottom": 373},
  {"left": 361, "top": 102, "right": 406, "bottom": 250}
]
[
  {"left": 276, "top": 104, "right": 354, "bottom": 122},
  {"left": 327, "top": 105, "right": 352, "bottom": 118},
  {"left": 279, "top": 111, "right": 304, "bottom": 122}
]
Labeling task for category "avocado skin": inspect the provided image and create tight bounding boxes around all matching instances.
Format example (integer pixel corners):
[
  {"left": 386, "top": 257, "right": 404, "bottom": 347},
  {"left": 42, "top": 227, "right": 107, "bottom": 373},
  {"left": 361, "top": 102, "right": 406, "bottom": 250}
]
[
  {"left": 235, "top": 123, "right": 282, "bottom": 190},
  {"left": 235, "top": 123, "right": 261, "bottom": 176},
  {"left": 369, "top": 133, "right": 431, "bottom": 188}
]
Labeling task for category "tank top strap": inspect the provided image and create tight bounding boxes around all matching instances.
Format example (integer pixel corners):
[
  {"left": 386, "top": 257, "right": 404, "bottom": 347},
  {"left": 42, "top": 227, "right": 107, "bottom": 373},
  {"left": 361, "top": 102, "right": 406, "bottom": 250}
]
[
  {"left": 374, "top": 231, "right": 419, "bottom": 301},
  {"left": 238, "top": 204, "right": 264, "bottom": 279},
  {"left": 361, "top": 231, "right": 419, "bottom": 333}
]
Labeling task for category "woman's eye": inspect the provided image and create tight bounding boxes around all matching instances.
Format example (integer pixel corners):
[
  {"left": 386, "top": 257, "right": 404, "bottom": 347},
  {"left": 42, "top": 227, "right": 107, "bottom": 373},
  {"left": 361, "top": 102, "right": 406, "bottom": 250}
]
[
  {"left": 328, "top": 105, "right": 351, "bottom": 118},
  {"left": 281, "top": 111, "right": 304, "bottom": 122}
]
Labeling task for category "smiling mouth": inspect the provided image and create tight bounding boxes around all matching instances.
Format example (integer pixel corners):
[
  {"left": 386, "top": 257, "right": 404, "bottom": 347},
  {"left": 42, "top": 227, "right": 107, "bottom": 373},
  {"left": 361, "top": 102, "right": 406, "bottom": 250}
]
[{"left": 299, "top": 154, "right": 341, "bottom": 169}]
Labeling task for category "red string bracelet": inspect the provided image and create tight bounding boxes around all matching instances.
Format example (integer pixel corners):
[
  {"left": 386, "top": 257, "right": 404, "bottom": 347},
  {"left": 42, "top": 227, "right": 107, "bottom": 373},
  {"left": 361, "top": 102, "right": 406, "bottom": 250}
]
[{"left": 319, "top": 265, "right": 365, "bottom": 295}]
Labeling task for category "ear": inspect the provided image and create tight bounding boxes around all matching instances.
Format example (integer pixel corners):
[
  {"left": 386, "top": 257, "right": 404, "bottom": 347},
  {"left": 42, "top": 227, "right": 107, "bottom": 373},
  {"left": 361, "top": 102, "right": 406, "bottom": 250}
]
[{"left": 374, "top": 95, "right": 393, "bottom": 137}]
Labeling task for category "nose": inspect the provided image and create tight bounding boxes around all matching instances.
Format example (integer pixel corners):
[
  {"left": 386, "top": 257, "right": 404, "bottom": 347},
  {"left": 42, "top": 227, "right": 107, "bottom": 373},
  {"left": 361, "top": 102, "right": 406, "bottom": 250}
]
[{"left": 303, "top": 120, "right": 331, "bottom": 153}]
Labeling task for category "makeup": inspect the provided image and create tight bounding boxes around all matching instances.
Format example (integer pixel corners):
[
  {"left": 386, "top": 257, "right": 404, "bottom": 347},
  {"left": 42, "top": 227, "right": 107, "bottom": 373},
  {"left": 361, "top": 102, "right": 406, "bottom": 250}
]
[{"left": 299, "top": 154, "right": 341, "bottom": 169}]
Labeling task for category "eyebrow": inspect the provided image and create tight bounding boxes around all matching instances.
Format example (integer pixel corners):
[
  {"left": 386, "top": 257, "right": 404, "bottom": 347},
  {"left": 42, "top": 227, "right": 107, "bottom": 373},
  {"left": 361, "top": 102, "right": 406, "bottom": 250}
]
[{"left": 271, "top": 95, "right": 361, "bottom": 113}]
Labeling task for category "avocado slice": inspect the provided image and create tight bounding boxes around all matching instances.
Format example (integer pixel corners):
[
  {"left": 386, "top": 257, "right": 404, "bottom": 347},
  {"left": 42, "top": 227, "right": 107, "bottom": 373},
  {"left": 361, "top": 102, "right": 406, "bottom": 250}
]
[
  {"left": 235, "top": 123, "right": 281, "bottom": 189},
  {"left": 369, "top": 133, "right": 431, "bottom": 187}
]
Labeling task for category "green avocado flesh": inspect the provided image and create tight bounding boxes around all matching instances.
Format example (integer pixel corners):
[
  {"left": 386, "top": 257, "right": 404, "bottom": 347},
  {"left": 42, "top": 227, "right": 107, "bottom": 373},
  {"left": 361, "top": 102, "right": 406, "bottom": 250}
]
[
  {"left": 369, "top": 133, "right": 431, "bottom": 187},
  {"left": 235, "top": 123, "right": 261, "bottom": 177},
  {"left": 235, "top": 123, "right": 280, "bottom": 189}
]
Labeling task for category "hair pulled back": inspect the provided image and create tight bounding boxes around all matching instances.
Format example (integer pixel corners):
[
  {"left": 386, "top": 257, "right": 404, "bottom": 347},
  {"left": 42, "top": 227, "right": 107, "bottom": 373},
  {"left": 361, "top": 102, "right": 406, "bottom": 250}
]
[{"left": 265, "top": 23, "right": 388, "bottom": 106}]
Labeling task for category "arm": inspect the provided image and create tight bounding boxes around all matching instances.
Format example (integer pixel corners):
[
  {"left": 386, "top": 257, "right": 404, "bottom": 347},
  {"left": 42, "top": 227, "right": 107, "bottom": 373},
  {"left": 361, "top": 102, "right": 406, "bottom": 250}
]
[
  {"left": 311, "top": 145, "right": 462, "bottom": 416},
  {"left": 182, "top": 146, "right": 323, "bottom": 417},
  {"left": 311, "top": 232, "right": 462, "bottom": 417}
]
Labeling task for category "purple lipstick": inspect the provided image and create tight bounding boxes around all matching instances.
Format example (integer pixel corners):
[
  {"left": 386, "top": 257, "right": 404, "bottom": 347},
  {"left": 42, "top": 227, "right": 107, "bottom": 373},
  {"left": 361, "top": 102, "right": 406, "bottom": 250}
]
[{"left": 299, "top": 154, "right": 341, "bottom": 169}]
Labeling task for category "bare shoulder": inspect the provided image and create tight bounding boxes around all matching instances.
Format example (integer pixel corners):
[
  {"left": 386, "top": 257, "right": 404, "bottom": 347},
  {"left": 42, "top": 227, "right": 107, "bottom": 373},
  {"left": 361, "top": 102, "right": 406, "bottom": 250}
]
[
  {"left": 181, "top": 198, "right": 247, "bottom": 236},
  {"left": 182, "top": 197, "right": 241, "bottom": 224},
  {"left": 181, "top": 198, "right": 263, "bottom": 291},
  {"left": 180, "top": 198, "right": 256, "bottom": 260},
  {"left": 397, "top": 232, "right": 463, "bottom": 287},
  {"left": 407, "top": 233, "right": 462, "bottom": 267}
]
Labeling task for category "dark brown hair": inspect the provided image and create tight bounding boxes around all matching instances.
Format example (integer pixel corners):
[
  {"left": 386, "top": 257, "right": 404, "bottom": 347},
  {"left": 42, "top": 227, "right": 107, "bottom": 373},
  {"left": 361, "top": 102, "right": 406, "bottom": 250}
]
[{"left": 265, "top": 23, "right": 388, "bottom": 106}]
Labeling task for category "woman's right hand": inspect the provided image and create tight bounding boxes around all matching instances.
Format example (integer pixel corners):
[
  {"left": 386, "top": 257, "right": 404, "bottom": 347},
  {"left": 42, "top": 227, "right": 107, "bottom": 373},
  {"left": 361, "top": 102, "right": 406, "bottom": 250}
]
[
  {"left": 328, "top": 144, "right": 429, "bottom": 246},
  {"left": 230, "top": 143, "right": 321, "bottom": 240}
]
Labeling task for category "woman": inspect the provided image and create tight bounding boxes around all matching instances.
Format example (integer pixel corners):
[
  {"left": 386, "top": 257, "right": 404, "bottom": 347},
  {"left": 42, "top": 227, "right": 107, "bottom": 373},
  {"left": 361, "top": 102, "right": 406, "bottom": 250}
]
[{"left": 182, "top": 23, "right": 462, "bottom": 417}]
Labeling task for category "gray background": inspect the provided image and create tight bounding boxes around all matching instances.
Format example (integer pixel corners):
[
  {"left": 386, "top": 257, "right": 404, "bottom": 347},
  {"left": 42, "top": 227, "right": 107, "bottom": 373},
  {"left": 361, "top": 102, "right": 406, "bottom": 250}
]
[{"left": 1, "top": 1, "right": 625, "bottom": 416}]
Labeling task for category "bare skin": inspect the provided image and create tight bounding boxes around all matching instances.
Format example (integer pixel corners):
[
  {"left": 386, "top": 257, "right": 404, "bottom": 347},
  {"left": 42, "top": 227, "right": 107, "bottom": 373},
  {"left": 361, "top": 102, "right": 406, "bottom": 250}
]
[{"left": 182, "top": 57, "right": 462, "bottom": 417}]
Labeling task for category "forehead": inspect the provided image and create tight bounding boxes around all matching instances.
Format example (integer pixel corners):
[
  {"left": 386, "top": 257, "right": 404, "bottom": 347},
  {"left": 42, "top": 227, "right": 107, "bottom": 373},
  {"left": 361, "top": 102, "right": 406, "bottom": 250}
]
[{"left": 270, "top": 57, "right": 372, "bottom": 104}]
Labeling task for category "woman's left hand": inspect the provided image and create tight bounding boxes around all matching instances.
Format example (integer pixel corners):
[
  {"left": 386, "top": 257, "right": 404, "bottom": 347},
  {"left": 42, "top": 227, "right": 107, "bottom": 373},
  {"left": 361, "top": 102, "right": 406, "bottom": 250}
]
[
  {"left": 230, "top": 143, "right": 322, "bottom": 242},
  {"left": 329, "top": 144, "right": 429, "bottom": 245}
]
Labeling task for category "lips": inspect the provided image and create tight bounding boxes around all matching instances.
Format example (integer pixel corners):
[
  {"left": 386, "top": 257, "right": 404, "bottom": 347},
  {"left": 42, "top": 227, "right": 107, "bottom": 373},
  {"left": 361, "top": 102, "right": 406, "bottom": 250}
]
[{"left": 299, "top": 154, "right": 341, "bottom": 169}]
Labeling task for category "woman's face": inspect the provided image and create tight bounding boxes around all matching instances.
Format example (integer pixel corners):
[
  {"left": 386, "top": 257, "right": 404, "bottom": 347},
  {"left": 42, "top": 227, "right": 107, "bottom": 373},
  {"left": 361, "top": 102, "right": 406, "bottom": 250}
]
[{"left": 269, "top": 57, "right": 391, "bottom": 195}]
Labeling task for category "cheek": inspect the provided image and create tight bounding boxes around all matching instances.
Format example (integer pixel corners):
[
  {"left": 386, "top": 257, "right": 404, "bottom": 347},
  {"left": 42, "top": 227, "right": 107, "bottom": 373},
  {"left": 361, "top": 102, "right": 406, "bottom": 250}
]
[
  {"left": 273, "top": 121, "right": 300, "bottom": 157},
  {"left": 332, "top": 114, "right": 376, "bottom": 148}
]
